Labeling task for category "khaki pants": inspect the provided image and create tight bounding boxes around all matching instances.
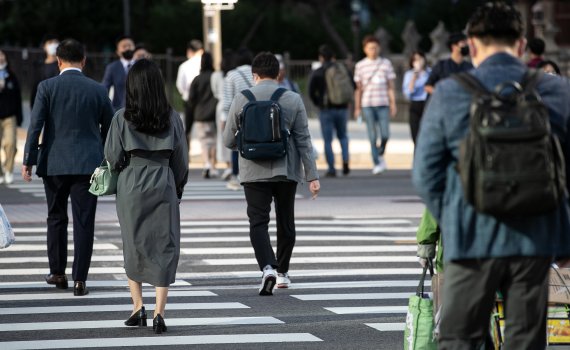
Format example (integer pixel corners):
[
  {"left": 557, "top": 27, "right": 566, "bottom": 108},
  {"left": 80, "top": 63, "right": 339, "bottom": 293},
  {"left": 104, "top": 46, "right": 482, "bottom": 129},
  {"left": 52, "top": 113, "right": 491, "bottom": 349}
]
[{"left": 0, "top": 116, "right": 17, "bottom": 176}]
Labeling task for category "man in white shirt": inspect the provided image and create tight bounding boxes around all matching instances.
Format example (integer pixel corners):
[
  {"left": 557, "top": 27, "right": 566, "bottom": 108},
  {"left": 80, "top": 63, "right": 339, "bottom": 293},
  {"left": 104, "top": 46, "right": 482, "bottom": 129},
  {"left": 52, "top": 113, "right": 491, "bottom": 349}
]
[{"left": 176, "top": 39, "right": 204, "bottom": 149}]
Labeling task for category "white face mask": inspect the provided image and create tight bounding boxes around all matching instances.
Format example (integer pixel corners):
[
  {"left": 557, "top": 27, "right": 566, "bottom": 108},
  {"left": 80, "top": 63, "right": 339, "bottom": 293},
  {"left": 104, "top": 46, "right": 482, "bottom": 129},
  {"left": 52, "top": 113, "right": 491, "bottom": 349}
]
[
  {"left": 0, "top": 63, "right": 6, "bottom": 70},
  {"left": 412, "top": 59, "right": 424, "bottom": 72},
  {"left": 46, "top": 43, "right": 59, "bottom": 56}
]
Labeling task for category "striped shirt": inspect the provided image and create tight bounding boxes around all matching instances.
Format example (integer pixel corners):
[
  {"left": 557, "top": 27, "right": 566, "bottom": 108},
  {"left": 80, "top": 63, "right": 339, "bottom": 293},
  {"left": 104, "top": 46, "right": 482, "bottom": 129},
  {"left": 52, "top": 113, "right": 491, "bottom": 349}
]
[
  {"left": 354, "top": 57, "right": 396, "bottom": 108},
  {"left": 223, "top": 65, "right": 254, "bottom": 113}
]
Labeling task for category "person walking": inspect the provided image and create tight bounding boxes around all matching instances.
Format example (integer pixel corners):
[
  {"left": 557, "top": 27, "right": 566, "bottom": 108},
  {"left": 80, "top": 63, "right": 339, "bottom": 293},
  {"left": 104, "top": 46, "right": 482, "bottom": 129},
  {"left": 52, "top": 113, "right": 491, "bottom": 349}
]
[
  {"left": 527, "top": 37, "right": 545, "bottom": 68},
  {"left": 22, "top": 39, "right": 114, "bottom": 296},
  {"left": 354, "top": 35, "right": 397, "bottom": 175},
  {"left": 102, "top": 36, "right": 136, "bottom": 112},
  {"left": 0, "top": 50, "right": 23, "bottom": 185},
  {"left": 189, "top": 52, "right": 218, "bottom": 178},
  {"left": 402, "top": 51, "right": 430, "bottom": 145},
  {"left": 223, "top": 52, "right": 320, "bottom": 295},
  {"left": 30, "top": 35, "right": 59, "bottom": 110},
  {"left": 308, "top": 44, "right": 352, "bottom": 177},
  {"left": 413, "top": 3, "right": 570, "bottom": 348},
  {"left": 223, "top": 47, "right": 254, "bottom": 190},
  {"left": 104, "top": 59, "right": 189, "bottom": 334}
]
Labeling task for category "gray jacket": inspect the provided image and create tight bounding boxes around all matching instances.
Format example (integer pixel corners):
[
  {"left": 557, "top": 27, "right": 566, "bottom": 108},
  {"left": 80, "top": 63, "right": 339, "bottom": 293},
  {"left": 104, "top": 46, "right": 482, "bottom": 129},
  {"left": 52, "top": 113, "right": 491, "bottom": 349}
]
[{"left": 223, "top": 80, "right": 318, "bottom": 183}]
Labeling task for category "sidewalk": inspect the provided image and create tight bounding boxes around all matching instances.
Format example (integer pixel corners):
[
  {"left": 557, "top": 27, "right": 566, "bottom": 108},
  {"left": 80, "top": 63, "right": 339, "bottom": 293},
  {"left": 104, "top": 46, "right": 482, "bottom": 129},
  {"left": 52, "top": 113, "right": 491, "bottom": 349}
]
[{"left": 14, "top": 117, "right": 415, "bottom": 172}]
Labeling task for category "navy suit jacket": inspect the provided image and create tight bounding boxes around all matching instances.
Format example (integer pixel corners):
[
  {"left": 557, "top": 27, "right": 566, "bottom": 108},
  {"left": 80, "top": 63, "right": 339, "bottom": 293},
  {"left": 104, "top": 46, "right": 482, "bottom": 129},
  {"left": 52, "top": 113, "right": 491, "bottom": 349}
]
[
  {"left": 102, "top": 60, "right": 127, "bottom": 111},
  {"left": 24, "top": 70, "right": 114, "bottom": 177}
]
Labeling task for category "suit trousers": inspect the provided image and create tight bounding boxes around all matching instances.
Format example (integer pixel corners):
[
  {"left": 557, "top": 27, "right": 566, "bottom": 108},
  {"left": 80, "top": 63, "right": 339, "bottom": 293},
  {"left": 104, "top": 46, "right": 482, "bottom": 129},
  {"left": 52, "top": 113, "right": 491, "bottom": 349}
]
[
  {"left": 243, "top": 181, "right": 297, "bottom": 272},
  {"left": 439, "top": 257, "right": 550, "bottom": 350},
  {"left": 43, "top": 175, "right": 97, "bottom": 282}
]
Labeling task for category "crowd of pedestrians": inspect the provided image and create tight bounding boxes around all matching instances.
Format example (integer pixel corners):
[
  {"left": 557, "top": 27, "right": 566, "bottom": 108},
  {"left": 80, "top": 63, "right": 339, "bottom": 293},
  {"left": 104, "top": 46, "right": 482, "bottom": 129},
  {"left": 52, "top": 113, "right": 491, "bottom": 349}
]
[{"left": 1, "top": 1, "right": 570, "bottom": 346}]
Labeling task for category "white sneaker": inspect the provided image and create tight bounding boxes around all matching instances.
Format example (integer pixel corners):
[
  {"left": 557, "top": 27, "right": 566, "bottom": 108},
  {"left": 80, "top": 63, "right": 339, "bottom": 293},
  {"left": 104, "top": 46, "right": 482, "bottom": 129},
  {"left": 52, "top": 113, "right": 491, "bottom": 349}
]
[
  {"left": 372, "top": 164, "right": 383, "bottom": 175},
  {"left": 259, "top": 265, "right": 277, "bottom": 296},
  {"left": 277, "top": 273, "right": 291, "bottom": 289},
  {"left": 209, "top": 169, "right": 219, "bottom": 178},
  {"left": 0, "top": 176, "right": 4, "bottom": 185},
  {"left": 4, "top": 172, "right": 13, "bottom": 184},
  {"left": 221, "top": 168, "right": 233, "bottom": 181},
  {"left": 226, "top": 176, "right": 241, "bottom": 191}
]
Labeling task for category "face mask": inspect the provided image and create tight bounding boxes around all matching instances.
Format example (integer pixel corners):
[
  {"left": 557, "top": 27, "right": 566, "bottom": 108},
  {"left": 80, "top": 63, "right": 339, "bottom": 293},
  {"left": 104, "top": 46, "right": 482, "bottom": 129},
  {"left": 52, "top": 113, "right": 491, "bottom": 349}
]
[
  {"left": 46, "top": 43, "right": 58, "bottom": 56},
  {"left": 412, "top": 59, "right": 424, "bottom": 72},
  {"left": 460, "top": 46, "right": 470, "bottom": 57},
  {"left": 0, "top": 63, "right": 6, "bottom": 70},
  {"left": 121, "top": 50, "right": 134, "bottom": 60}
]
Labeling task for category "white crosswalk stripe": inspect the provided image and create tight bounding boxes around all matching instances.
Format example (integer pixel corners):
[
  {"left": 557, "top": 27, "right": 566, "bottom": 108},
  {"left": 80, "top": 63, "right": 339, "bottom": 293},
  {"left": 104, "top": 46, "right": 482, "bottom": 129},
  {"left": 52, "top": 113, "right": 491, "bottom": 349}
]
[{"left": 0, "top": 214, "right": 423, "bottom": 347}]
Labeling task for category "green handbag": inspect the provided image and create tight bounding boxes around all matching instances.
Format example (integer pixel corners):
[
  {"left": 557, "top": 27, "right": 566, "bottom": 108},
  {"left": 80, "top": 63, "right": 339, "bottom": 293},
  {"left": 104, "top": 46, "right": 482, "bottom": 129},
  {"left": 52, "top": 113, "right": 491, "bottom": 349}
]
[
  {"left": 404, "top": 260, "right": 438, "bottom": 350},
  {"left": 88, "top": 160, "right": 119, "bottom": 196}
]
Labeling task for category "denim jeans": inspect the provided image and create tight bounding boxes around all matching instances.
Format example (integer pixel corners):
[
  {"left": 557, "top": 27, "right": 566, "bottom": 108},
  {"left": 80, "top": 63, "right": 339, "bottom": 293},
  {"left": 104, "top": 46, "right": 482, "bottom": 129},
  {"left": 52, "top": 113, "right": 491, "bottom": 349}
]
[
  {"left": 362, "top": 106, "right": 390, "bottom": 165},
  {"left": 319, "top": 108, "right": 349, "bottom": 173}
]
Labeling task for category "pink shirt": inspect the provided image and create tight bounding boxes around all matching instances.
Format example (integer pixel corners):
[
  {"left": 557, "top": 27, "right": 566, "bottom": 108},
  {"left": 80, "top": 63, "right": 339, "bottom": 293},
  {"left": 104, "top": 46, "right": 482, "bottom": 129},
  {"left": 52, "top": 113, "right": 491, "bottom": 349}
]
[{"left": 354, "top": 57, "right": 396, "bottom": 108}]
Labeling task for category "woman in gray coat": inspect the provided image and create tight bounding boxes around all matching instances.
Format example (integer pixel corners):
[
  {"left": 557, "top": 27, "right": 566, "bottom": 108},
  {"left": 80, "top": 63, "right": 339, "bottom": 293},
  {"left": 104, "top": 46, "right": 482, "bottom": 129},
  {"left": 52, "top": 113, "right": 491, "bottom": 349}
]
[{"left": 104, "top": 59, "right": 188, "bottom": 334}]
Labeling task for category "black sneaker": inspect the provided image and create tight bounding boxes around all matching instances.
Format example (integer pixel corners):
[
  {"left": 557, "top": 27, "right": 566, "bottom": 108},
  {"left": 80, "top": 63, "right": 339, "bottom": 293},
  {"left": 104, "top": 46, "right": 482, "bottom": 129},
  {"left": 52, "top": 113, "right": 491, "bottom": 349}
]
[
  {"left": 342, "top": 162, "right": 350, "bottom": 175},
  {"left": 325, "top": 171, "right": 336, "bottom": 178},
  {"left": 202, "top": 169, "right": 210, "bottom": 179}
]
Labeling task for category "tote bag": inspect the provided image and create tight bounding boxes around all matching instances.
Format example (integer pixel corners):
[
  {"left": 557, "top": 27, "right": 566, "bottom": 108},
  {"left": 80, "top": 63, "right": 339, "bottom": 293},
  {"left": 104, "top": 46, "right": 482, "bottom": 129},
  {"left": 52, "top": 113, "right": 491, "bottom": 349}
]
[
  {"left": 0, "top": 204, "right": 15, "bottom": 249},
  {"left": 404, "top": 260, "right": 437, "bottom": 350}
]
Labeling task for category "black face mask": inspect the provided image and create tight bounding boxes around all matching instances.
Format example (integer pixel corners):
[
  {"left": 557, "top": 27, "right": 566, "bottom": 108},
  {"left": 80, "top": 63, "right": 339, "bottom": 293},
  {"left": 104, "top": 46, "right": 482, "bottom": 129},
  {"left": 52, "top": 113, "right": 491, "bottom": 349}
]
[
  {"left": 121, "top": 50, "right": 134, "bottom": 60},
  {"left": 460, "top": 46, "right": 470, "bottom": 57}
]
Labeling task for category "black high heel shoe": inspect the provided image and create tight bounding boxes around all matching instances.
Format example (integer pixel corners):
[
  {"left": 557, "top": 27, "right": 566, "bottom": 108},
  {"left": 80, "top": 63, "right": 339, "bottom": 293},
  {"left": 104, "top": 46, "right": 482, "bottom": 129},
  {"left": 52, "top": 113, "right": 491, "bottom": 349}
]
[
  {"left": 124, "top": 306, "right": 147, "bottom": 327},
  {"left": 153, "top": 314, "right": 167, "bottom": 334}
]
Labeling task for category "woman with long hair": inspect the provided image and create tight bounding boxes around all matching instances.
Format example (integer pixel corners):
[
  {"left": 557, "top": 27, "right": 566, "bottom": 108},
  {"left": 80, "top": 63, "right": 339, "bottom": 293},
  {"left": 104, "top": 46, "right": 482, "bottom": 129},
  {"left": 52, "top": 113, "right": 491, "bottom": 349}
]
[{"left": 104, "top": 59, "right": 188, "bottom": 334}]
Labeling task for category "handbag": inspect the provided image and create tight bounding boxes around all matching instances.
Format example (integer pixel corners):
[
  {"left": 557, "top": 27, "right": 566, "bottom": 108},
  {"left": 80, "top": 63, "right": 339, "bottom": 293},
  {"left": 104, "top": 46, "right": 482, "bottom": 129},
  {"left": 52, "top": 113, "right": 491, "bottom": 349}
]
[
  {"left": 88, "top": 160, "right": 118, "bottom": 196},
  {"left": 0, "top": 204, "right": 15, "bottom": 249},
  {"left": 404, "top": 260, "right": 437, "bottom": 350}
]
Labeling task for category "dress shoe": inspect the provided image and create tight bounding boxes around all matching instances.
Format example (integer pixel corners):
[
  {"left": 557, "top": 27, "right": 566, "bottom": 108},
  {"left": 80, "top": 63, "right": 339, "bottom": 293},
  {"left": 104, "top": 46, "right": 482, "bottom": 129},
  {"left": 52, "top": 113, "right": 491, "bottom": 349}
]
[
  {"left": 45, "top": 274, "right": 68, "bottom": 289},
  {"left": 73, "top": 281, "right": 89, "bottom": 296},
  {"left": 125, "top": 306, "right": 147, "bottom": 327},
  {"left": 153, "top": 314, "right": 167, "bottom": 334}
]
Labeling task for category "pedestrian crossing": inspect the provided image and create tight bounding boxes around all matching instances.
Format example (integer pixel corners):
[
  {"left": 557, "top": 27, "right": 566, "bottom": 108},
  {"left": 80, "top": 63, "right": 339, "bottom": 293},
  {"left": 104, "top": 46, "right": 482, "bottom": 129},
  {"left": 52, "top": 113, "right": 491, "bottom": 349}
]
[{"left": 0, "top": 216, "right": 424, "bottom": 349}]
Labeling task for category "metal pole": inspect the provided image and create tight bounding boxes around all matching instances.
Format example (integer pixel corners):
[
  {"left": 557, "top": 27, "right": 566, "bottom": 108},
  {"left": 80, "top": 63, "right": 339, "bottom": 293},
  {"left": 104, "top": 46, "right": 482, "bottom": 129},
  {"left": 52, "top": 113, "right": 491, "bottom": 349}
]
[
  {"left": 166, "top": 47, "right": 173, "bottom": 104},
  {"left": 213, "top": 9, "right": 222, "bottom": 70},
  {"left": 123, "top": 0, "right": 131, "bottom": 36}
]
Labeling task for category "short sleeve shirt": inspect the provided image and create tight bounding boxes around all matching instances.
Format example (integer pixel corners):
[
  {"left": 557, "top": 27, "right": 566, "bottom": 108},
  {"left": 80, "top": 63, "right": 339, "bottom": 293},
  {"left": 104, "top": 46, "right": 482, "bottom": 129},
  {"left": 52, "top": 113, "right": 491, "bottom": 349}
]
[{"left": 354, "top": 57, "right": 396, "bottom": 108}]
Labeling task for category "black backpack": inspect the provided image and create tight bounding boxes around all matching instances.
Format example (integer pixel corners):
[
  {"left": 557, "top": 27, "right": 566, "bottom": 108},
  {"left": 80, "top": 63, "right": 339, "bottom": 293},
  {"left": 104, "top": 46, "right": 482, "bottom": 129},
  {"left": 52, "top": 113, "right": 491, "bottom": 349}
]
[
  {"left": 453, "top": 70, "right": 567, "bottom": 217},
  {"left": 236, "top": 88, "right": 289, "bottom": 160}
]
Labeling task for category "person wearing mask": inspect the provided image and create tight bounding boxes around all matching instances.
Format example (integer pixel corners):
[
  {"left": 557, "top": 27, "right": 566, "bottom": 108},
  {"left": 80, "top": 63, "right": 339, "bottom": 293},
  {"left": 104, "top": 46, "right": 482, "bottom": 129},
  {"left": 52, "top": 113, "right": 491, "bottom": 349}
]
[
  {"left": 0, "top": 50, "right": 23, "bottom": 185},
  {"left": 133, "top": 45, "right": 152, "bottom": 61},
  {"left": 102, "top": 36, "right": 136, "bottom": 111},
  {"left": 22, "top": 39, "right": 114, "bottom": 296},
  {"left": 223, "top": 47, "right": 254, "bottom": 190},
  {"left": 537, "top": 59, "right": 561, "bottom": 76},
  {"left": 30, "top": 35, "right": 60, "bottom": 109},
  {"left": 354, "top": 36, "right": 397, "bottom": 175},
  {"left": 223, "top": 52, "right": 320, "bottom": 295},
  {"left": 402, "top": 51, "right": 430, "bottom": 145},
  {"left": 527, "top": 37, "right": 545, "bottom": 68},
  {"left": 176, "top": 39, "right": 204, "bottom": 155},
  {"left": 424, "top": 32, "right": 473, "bottom": 95},
  {"left": 413, "top": 3, "right": 570, "bottom": 347},
  {"left": 189, "top": 53, "right": 218, "bottom": 178},
  {"left": 104, "top": 59, "right": 188, "bottom": 334}
]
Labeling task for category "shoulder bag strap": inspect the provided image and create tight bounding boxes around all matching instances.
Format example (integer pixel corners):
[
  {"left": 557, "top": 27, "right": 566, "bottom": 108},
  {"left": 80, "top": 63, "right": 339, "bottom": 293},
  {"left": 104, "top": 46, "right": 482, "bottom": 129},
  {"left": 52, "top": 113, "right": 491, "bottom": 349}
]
[{"left": 236, "top": 69, "right": 253, "bottom": 88}]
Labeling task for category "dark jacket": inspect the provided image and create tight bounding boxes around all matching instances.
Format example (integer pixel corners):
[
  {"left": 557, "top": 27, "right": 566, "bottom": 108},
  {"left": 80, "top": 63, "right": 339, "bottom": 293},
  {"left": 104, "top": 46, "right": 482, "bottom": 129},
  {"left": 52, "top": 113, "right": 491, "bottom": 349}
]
[
  {"left": 30, "top": 61, "right": 59, "bottom": 109},
  {"left": 102, "top": 60, "right": 127, "bottom": 111},
  {"left": 189, "top": 71, "right": 217, "bottom": 122},
  {"left": 308, "top": 61, "right": 350, "bottom": 109},
  {"left": 0, "top": 68, "right": 23, "bottom": 126},
  {"left": 413, "top": 53, "right": 570, "bottom": 262},
  {"left": 24, "top": 69, "right": 114, "bottom": 177}
]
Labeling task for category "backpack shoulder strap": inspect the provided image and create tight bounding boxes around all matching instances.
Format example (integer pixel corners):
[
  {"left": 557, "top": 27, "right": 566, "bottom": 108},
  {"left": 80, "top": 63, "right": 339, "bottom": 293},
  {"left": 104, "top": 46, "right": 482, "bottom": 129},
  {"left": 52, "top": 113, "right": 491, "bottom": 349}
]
[
  {"left": 452, "top": 72, "right": 490, "bottom": 96},
  {"left": 270, "top": 88, "right": 287, "bottom": 102},
  {"left": 521, "top": 69, "right": 542, "bottom": 92},
  {"left": 241, "top": 89, "right": 256, "bottom": 102}
]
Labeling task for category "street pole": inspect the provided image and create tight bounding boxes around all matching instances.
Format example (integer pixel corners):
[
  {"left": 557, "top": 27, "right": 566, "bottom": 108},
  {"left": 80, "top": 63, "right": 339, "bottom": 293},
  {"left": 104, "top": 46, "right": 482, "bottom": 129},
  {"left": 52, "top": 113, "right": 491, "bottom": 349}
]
[
  {"left": 201, "top": 1, "right": 238, "bottom": 70},
  {"left": 123, "top": 0, "right": 131, "bottom": 36}
]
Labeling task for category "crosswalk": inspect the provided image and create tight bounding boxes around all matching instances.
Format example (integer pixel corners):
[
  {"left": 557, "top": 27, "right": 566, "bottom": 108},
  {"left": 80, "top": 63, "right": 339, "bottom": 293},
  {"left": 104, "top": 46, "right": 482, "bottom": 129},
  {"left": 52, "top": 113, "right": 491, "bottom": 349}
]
[{"left": 0, "top": 215, "right": 424, "bottom": 349}]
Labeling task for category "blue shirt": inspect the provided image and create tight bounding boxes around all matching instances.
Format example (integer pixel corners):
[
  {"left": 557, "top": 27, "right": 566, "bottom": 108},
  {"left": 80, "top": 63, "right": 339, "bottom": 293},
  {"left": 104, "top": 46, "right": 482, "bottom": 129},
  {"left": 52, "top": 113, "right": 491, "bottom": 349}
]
[
  {"left": 402, "top": 69, "right": 430, "bottom": 101},
  {"left": 412, "top": 53, "right": 570, "bottom": 262}
]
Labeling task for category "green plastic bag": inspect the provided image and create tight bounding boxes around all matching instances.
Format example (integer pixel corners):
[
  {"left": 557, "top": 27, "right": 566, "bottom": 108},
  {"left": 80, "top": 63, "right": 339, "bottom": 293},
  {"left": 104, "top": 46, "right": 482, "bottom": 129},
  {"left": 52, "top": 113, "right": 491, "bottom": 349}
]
[
  {"left": 404, "top": 261, "right": 438, "bottom": 350},
  {"left": 88, "top": 160, "right": 118, "bottom": 196}
]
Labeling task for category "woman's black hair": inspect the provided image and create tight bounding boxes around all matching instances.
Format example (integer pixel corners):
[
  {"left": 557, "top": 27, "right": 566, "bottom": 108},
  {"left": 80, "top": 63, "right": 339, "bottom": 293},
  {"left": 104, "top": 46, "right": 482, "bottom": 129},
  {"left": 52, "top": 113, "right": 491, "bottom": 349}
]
[
  {"left": 124, "top": 59, "right": 171, "bottom": 134},
  {"left": 200, "top": 52, "right": 214, "bottom": 73},
  {"left": 537, "top": 59, "right": 561, "bottom": 75}
]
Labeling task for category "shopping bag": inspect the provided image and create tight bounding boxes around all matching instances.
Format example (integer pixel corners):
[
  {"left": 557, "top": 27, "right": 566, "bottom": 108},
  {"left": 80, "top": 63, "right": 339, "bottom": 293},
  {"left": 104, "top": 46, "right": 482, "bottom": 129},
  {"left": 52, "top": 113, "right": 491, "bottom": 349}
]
[
  {"left": 0, "top": 204, "right": 15, "bottom": 249},
  {"left": 88, "top": 160, "right": 118, "bottom": 196},
  {"left": 404, "top": 260, "right": 437, "bottom": 350}
]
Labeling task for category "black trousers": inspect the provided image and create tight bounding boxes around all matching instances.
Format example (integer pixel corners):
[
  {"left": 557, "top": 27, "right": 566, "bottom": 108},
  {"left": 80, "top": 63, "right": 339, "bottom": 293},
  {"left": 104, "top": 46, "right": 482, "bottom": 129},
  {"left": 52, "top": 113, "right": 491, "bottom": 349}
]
[
  {"left": 439, "top": 257, "right": 550, "bottom": 350},
  {"left": 184, "top": 101, "right": 195, "bottom": 152},
  {"left": 408, "top": 100, "right": 426, "bottom": 145},
  {"left": 43, "top": 175, "right": 97, "bottom": 282},
  {"left": 243, "top": 181, "right": 297, "bottom": 272}
]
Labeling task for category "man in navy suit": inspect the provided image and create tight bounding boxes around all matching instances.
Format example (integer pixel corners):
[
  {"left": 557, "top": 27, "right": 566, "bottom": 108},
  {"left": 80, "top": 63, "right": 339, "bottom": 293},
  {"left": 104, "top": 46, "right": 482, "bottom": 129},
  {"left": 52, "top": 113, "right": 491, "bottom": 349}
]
[
  {"left": 23, "top": 39, "right": 114, "bottom": 296},
  {"left": 102, "top": 36, "right": 135, "bottom": 111}
]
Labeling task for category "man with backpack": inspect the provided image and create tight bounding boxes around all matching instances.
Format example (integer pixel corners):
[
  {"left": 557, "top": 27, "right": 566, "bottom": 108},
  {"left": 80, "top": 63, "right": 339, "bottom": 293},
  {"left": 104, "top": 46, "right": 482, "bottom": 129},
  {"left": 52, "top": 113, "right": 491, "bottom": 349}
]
[
  {"left": 413, "top": 2, "right": 570, "bottom": 348},
  {"left": 308, "top": 44, "right": 353, "bottom": 177},
  {"left": 223, "top": 52, "right": 320, "bottom": 296},
  {"left": 354, "top": 35, "right": 397, "bottom": 175}
]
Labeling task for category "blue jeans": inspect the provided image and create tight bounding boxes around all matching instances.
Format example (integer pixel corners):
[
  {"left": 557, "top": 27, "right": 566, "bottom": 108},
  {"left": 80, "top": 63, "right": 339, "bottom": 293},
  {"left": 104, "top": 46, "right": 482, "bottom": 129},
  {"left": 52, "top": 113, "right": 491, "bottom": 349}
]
[
  {"left": 319, "top": 108, "right": 349, "bottom": 173},
  {"left": 362, "top": 106, "right": 390, "bottom": 165}
]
